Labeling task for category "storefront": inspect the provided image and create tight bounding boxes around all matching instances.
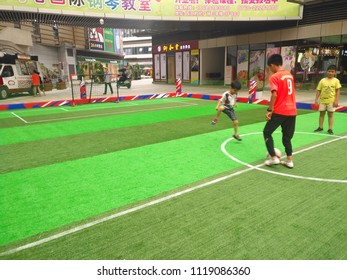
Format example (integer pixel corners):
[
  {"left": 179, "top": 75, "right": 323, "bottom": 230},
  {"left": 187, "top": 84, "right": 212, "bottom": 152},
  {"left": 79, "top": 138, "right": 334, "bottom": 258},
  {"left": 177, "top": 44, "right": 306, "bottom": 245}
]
[
  {"left": 153, "top": 40, "right": 199, "bottom": 85},
  {"left": 222, "top": 34, "right": 347, "bottom": 91}
]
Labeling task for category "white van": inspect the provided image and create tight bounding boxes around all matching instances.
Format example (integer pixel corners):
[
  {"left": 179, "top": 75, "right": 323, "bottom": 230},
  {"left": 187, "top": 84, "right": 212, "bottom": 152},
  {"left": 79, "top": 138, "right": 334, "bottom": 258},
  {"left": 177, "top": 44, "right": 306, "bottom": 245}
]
[{"left": 0, "top": 54, "right": 38, "bottom": 99}]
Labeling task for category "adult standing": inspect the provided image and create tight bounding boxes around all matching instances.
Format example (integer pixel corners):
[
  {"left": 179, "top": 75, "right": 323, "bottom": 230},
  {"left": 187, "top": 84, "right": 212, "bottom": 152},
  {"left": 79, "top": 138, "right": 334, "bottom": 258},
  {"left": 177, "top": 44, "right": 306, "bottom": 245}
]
[
  {"left": 103, "top": 68, "right": 113, "bottom": 95},
  {"left": 263, "top": 54, "right": 297, "bottom": 169}
]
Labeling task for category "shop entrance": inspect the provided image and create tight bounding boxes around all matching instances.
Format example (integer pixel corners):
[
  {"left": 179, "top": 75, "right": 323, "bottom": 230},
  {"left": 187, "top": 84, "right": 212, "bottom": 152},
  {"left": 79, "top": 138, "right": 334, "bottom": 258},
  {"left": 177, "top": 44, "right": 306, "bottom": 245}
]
[{"left": 167, "top": 56, "right": 175, "bottom": 83}]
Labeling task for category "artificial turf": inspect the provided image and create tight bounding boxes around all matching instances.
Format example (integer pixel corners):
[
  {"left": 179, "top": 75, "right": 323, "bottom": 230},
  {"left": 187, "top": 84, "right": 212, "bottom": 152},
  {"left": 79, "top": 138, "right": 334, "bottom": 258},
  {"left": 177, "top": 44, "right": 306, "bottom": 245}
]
[{"left": 1, "top": 98, "right": 346, "bottom": 259}]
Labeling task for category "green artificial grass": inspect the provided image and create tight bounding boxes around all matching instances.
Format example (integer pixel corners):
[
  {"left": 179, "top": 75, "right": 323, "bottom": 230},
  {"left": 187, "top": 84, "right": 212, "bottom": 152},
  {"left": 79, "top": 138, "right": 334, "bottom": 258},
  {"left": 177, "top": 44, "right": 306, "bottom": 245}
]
[
  {"left": 1, "top": 98, "right": 346, "bottom": 260},
  {"left": 3, "top": 168, "right": 347, "bottom": 260}
]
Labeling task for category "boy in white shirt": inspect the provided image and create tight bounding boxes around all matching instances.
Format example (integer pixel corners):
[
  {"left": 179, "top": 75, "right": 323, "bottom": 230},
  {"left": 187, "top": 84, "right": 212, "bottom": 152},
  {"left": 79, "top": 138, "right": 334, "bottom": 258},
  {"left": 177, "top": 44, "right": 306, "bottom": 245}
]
[{"left": 211, "top": 80, "right": 242, "bottom": 141}]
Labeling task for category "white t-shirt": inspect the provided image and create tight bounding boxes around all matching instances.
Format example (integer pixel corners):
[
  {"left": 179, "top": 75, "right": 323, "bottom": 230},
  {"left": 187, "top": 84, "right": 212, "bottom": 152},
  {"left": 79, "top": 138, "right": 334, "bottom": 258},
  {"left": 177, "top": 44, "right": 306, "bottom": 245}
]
[{"left": 219, "top": 91, "right": 237, "bottom": 108}]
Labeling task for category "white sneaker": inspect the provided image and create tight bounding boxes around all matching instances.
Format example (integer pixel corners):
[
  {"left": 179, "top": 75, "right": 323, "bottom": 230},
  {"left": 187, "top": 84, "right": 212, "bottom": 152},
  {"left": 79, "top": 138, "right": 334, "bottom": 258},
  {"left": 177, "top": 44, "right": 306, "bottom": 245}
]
[
  {"left": 281, "top": 160, "right": 294, "bottom": 169},
  {"left": 264, "top": 157, "right": 280, "bottom": 166}
]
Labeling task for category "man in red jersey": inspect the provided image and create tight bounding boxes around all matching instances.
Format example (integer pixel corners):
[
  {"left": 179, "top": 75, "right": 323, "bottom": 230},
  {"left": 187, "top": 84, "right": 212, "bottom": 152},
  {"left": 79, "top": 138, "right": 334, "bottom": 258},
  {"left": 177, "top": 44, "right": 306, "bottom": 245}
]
[{"left": 263, "top": 54, "right": 297, "bottom": 168}]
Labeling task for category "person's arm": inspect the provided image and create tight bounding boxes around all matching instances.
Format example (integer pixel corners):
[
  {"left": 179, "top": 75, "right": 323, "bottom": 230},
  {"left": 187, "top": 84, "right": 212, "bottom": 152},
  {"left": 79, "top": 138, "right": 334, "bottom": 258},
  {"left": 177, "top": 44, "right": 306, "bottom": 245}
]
[
  {"left": 314, "top": 90, "right": 321, "bottom": 106},
  {"left": 333, "top": 88, "right": 340, "bottom": 107},
  {"left": 233, "top": 94, "right": 238, "bottom": 108},
  {"left": 266, "top": 90, "right": 277, "bottom": 121},
  {"left": 215, "top": 100, "right": 222, "bottom": 110}
]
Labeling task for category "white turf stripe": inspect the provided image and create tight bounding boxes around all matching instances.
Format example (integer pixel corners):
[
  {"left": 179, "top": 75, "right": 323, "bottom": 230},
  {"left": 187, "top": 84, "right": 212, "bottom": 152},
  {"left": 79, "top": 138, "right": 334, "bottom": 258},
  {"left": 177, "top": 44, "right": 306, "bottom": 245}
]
[
  {"left": 29, "top": 103, "right": 197, "bottom": 124},
  {"left": 221, "top": 132, "right": 347, "bottom": 184},
  {"left": 11, "top": 112, "right": 29, "bottom": 124},
  {"left": 0, "top": 167, "right": 255, "bottom": 257}
]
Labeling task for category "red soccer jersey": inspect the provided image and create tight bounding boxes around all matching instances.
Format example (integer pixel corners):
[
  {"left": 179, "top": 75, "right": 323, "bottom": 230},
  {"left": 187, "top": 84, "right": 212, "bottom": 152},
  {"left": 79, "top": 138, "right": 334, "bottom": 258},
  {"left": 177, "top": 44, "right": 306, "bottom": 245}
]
[
  {"left": 31, "top": 73, "right": 40, "bottom": 86},
  {"left": 269, "top": 69, "right": 297, "bottom": 116}
]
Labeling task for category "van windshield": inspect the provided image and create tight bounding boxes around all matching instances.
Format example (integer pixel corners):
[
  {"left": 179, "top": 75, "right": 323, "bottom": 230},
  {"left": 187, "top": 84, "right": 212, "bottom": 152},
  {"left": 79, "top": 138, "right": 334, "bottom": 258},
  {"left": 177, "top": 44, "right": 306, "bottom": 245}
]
[{"left": 16, "top": 60, "right": 30, "bottom": 75}]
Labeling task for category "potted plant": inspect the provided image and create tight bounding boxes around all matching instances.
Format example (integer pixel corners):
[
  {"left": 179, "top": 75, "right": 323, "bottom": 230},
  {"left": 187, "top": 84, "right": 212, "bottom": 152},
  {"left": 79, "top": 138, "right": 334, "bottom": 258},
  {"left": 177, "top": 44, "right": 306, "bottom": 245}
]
[
  {"left": 43, "top": 77, "right": 53, "bottom": 91},
  {"left": 56, "top": 78, "right": 66, "bottom": 90}
]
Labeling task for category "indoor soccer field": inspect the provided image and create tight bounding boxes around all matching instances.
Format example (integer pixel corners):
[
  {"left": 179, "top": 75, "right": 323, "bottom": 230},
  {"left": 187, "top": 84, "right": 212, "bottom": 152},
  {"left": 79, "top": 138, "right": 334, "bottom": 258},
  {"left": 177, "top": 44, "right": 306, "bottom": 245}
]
[{"left": 0, "top": 97, "right": 346, "bottom": 260}]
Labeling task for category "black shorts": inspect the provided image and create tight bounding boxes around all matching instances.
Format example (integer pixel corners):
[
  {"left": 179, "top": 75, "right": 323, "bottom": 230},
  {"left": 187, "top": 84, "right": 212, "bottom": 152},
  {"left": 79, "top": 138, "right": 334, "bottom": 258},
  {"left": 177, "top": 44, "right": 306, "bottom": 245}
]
[{"left": 222, "top": 107, "right": 237, "bottom": 121}]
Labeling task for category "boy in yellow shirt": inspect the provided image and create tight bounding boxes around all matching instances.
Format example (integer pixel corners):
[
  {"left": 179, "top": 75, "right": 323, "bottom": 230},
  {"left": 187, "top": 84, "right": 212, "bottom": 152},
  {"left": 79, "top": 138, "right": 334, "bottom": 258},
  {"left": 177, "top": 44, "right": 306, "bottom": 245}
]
[{"left": 314, "top": 65, "right": 341, "bottom": 135}]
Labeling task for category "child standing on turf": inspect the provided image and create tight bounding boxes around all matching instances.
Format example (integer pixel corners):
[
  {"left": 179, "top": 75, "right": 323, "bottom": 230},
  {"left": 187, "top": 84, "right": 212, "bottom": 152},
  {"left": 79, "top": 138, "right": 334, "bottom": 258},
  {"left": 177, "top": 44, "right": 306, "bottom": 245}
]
[
  {"left": 314, "top": 65, "right": 341, "bottom": 135},
  {"left": 211, "top": 80, "right": 242, "bottom": 141}
]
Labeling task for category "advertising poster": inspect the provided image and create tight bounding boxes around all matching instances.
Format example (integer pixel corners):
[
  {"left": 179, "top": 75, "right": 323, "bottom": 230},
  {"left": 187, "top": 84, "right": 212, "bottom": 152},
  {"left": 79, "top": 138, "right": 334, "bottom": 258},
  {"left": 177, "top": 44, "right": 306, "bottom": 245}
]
[
  {"left": 224, "top": 65, "right": 233, "bottom": 86},
  {"left": 154, "top": 54, "right": 160, "bottom": 80},
  {"left": 190, "top": 49, "right": 199, "bottom": 85},
  {"left": 6, "top": 0, "right": 302, "bottom": 21},
  {"left": 160, "top": 54, "right": 167, "bottom": 80},
  {"left": 281, "top": 46, "right": 297, "bottom": 73},
  {"left": 113, "top": 29, "right": 122, "bottom": 55},
  {"left": 265, "top": 47, "right": 281, "bottom": 87},
  {"left": 103, "top": 28, "right": 114, "bottom": 52},
  {"left": 183, "top": 51, "right": 190, "bottom": 81},
  {"left": 89, "top": 28, "right": 104, "bottom": 51},
  {"left": 175, "top": 52, "right": 182, "bottom": 80},
  {"left": 249, "top": 50, "right": 265, "bottom": 91},
  {"left": 236, "top": 49, "right": 249, "bottom": 88}
]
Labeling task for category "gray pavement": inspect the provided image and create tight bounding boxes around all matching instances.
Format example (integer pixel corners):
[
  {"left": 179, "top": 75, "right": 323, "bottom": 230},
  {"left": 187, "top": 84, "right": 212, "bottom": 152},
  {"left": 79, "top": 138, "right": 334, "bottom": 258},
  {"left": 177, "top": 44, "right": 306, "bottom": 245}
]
[{"left": 1, "top": 78, "right": 346, "bottom": 106}]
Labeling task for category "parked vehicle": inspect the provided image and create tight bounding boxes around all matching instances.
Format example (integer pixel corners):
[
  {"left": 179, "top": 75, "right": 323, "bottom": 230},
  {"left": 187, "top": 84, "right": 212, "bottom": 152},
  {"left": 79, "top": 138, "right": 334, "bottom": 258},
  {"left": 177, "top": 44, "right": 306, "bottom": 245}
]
[
  {"left": 117, "top": 68, "right": 132, "bottom": 89},
  {"left": 0, "top": 53, "right": 38, "bottom": 99}
]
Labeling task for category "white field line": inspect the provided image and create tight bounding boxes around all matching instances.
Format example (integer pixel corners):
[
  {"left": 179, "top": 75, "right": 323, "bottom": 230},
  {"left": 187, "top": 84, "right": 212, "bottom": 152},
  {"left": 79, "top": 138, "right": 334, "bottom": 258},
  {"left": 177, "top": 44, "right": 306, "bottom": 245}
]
[
  {"left": 0, "top": 166, "right": 256, "bottom": 257},
  {"left": 11, "top": 112, "right": 29, "bottom": 124},
  {"left": 222, "top": 132, "right": 347, "bottom": 183},
  {"left": 28, "top": 103, "right": 198, "bottom": 124},
  {"left": 60, "top": 107, "right": 69, "bottom": 112}
]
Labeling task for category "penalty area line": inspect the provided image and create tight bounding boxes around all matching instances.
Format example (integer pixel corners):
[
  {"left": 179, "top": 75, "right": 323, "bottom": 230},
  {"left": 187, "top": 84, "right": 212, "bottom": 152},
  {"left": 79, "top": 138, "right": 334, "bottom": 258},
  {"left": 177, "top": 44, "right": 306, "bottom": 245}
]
[{"left": 0, "top": 165, "right": 254, "bottom": 257}]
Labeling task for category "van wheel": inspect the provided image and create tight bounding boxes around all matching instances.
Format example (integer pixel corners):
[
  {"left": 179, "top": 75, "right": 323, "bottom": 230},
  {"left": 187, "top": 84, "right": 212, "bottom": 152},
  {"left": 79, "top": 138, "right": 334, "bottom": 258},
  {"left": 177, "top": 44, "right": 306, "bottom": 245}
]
[{"left": 0, "top": 88, "right": 9, "bottom": 99}]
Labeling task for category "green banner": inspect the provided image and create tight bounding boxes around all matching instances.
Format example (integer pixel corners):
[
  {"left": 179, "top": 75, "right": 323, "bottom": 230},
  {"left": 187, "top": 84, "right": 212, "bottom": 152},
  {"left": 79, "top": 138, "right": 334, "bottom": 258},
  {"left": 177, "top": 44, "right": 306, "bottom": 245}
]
[
  {"left": 0, "top": 0, "right": 302, "bottom": 21},
  {"left": 104, "top": 28, "right": 114, "bottom": 53}
]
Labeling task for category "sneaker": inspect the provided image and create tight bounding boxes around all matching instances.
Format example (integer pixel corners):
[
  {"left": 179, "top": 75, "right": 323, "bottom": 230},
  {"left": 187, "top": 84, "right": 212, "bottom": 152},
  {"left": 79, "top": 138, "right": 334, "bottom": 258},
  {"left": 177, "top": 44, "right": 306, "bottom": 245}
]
[
  {"left": 281, "top": 160, "right": 294, "bottom": 169},
  {"left": 314, "top": 127, "right": 323, "bottom": 132},
  {"left": 233, "top": 134, "right": 242, "bottom": 141},
  {"left": 211, "top": 119, "right": 218, "bottom": 125},
  {"left": 327, "top": 129, "right": 333, "bottom": 135},
  {"left": 264, "top": 157, "right": 280, "bottom": 166}
]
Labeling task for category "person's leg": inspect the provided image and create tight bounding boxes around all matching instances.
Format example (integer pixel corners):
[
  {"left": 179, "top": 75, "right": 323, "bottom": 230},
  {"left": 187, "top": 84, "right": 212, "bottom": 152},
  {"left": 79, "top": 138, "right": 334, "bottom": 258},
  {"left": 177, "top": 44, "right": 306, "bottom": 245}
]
[
  {"left": 327, "top": 111, "right": 334, "bottom": 134},
  {"left": 314, "top": 104, "right": 325, "bottom": 132},
  {"left": 104, "top": 83, "right": 107, "bottom": 94},
  {"left": 319, "top": 111, "right": 325, "bottom": 129},
  {"left": 327, "top": 112, "right": 334, "bottom": 130},
  {"left": 233, "top": 119, "right": 239, "bottom": 136},
  {"left": 211, "top": 106, "right": 225, "bottom": 124},
  {"left": 281, "top": 116, "right": 296, "bottom": 161},
  {"left": 109, "top": 83, "right": 113, "bottom": 94},
  {"left": 33, "top": 86, "right": 37, "bottom": 97},
  {"left": 263, "top": 114, "right": 282, "bottom": 157},
  {"left": 41, "top": 84, "right": 46, "bottom": 95}
]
